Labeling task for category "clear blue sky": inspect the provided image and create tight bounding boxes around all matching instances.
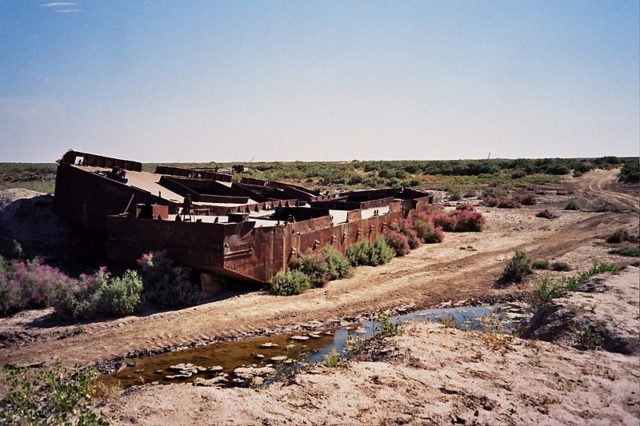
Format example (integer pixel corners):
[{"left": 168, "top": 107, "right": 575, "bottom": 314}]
[{"left": 1, "top": 0, "right": 638, "bottom": 162}]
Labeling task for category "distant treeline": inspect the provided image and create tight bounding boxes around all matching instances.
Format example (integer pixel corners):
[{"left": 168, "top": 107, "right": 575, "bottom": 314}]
[
  {"left": 241, "top": 156, "right": 637, "bottom": 187},
  {"left": 0, "top": 156, "right": 637, "bottom": 193},
  {"left": 619, "top": 161, "right": 640, "bottom": 183}
]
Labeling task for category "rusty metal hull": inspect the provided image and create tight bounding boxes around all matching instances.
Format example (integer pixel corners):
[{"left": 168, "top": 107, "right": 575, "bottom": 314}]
[
  {"left": 53, "top": 163, "right": 173, "bottom": 234},
  {"left": 105, "top": 199, "right": 429, "bottom": 284}
]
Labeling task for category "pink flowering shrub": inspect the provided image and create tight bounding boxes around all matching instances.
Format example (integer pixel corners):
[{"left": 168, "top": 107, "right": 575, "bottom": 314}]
[
  {"left": 395, "top": 219, "right": 421, "bottom": 249},
  {"left": 484, "top": 196, "right": 521, "bottom": 209},
  {"left": 0, "top": 254, "right": 142, "bottom": 319},
  {"left": 0, "top": 256, "right": 74, "bottom": 317},
  {"left": 455, "top": 203, "right": 476, "bottom": 211},
  {"left": 412, "top": 204, "right": 485, "bottom": 233},
  {"left": 451, "top": 209, "right": 485, "bottom": 232},
  {"left": 413, "top": 209, "right": 456, "bottom": 232},
  {"left": 384, "top": 230, "right": 411, "bottom": 257}
]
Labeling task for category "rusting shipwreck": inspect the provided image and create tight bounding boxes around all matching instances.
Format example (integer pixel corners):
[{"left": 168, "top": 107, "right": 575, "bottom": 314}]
[{"left": 54, "top": 150, "right": 433, "bottom": 291}]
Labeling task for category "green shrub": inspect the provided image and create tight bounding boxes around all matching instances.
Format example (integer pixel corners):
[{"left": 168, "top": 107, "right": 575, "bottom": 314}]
[
  {"left": 368, "top": 237, "right": 395, "bottom": 266},
  {"left": 449, "top": 191, "right": 462, "bottom": 201},
  {"left": 535, "top": 274, "right": 567, "bottom": 302},
  {"left": 564, "top": 199, "right": 580, "bottom": 210},
  {"left": 414, "top": 219, "right": 444, "bottom": 244},
  {"left": 374, "top": 309, "right": 399, "bottom": 337},
  {"left": 346, "top": 238, "right": 395, "bottom": 267},
  {"left": 270, "top": 270, "right": 311, "bottom": 295},
  {"left": 0, "top": 364, "right": 109, "bottom": 425},
  {"left": 323, "top": 348, "right": 343, "bottom": 367},
  {"left": 55, "top": 268, "right": 143, "bottom": 320},
  {"left": 346, "top": 240, "right": 372, "bottom": 266},
  {"left": 289, "top": 252, "right": 330, "bottom": 287},
  {"left": 322, "top": 246, "right": 352, "bottom": 280},
  {"left": 551, "top": 262, "right": 572, "bottom": 272},
  {"left": 137, "top": 251, "right": 202, "bottom": 308},
  {"left": 564, "top": 263, "right": 621, "bottom": 291},
  {"left": 532, "top": 259, "right": 550, "bottom": 270},
  {"left": 54, "top": 268, "right": 110, "bottom": 320},
  {"left": 103, "top": 270, "right": 143, "bottom": 316},
  {"left": 534, "top": 264, "right": 619, "bottom": 304},
  {"left": 501, "top": 249, "right": 533, "bottom": 283},
  {"left": 618, "top": 161, "right": 640, "bottom": 183},
  {"left": 608, "top": 246, "right": 640, "bottom": 257},
  {"left": 572, "top": 327, "right": 604, "bottom": 350}
]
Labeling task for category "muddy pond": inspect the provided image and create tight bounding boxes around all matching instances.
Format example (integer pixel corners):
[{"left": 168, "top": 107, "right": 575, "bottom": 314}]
[{"left": 100, "top": 304, "right": 521, "bottom": 389}]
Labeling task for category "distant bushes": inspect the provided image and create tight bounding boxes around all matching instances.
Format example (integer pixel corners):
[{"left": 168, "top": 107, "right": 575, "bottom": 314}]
[
  {"left": 519, "top": 193, "right": 537, "bottom": 206},
  {"left": 618, "top": 161, "right": 639, "bottom": 183},
  {"left": 412, "top": 204, "right": 485, "bottom": 233},
  {"left": 533, "top": 260, "right": 571, "bottom": 272},
  {"left": 606, "top": 228, "right": 635, "bottom": 244},
  {"left": 608, "top": 246, "right": 640, "bottom": 257},
  {"left": 484, "top": 196, "right": 521, "bottom": 208},
  {"left": 448, "top": 191, "right": 462, "bottom": 201},
  {"left": 532, "top": 259, "right": 550, "bottom": 270},
  {"left": 564, "top": 199, "right": 580, "bottom": 210}
]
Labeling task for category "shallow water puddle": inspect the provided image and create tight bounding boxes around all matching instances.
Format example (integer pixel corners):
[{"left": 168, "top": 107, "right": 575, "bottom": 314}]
[{"left": 100, "top": 304, "right": 508, "bottom": 389}]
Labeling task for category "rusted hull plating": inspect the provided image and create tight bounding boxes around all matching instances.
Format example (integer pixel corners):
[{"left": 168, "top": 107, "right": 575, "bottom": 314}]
[{"left": 106, "top": 198, "right": 431, "bottom": 284}]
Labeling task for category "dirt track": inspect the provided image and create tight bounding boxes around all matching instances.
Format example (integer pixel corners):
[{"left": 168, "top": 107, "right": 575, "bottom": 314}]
[
  {"left": 572, "top": 168, "right": 639, "bottom": 212},
  {"left": 0, "top": 170, "right": 638, "bottom": 369}
]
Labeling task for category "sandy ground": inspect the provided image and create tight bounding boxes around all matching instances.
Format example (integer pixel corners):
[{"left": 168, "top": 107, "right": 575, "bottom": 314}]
[
  {"left": 0, "top": 169, "right": 638, "bottom": 370},
  {"left": 101, "top": 267, "right": 640, "bottom": 425}
]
